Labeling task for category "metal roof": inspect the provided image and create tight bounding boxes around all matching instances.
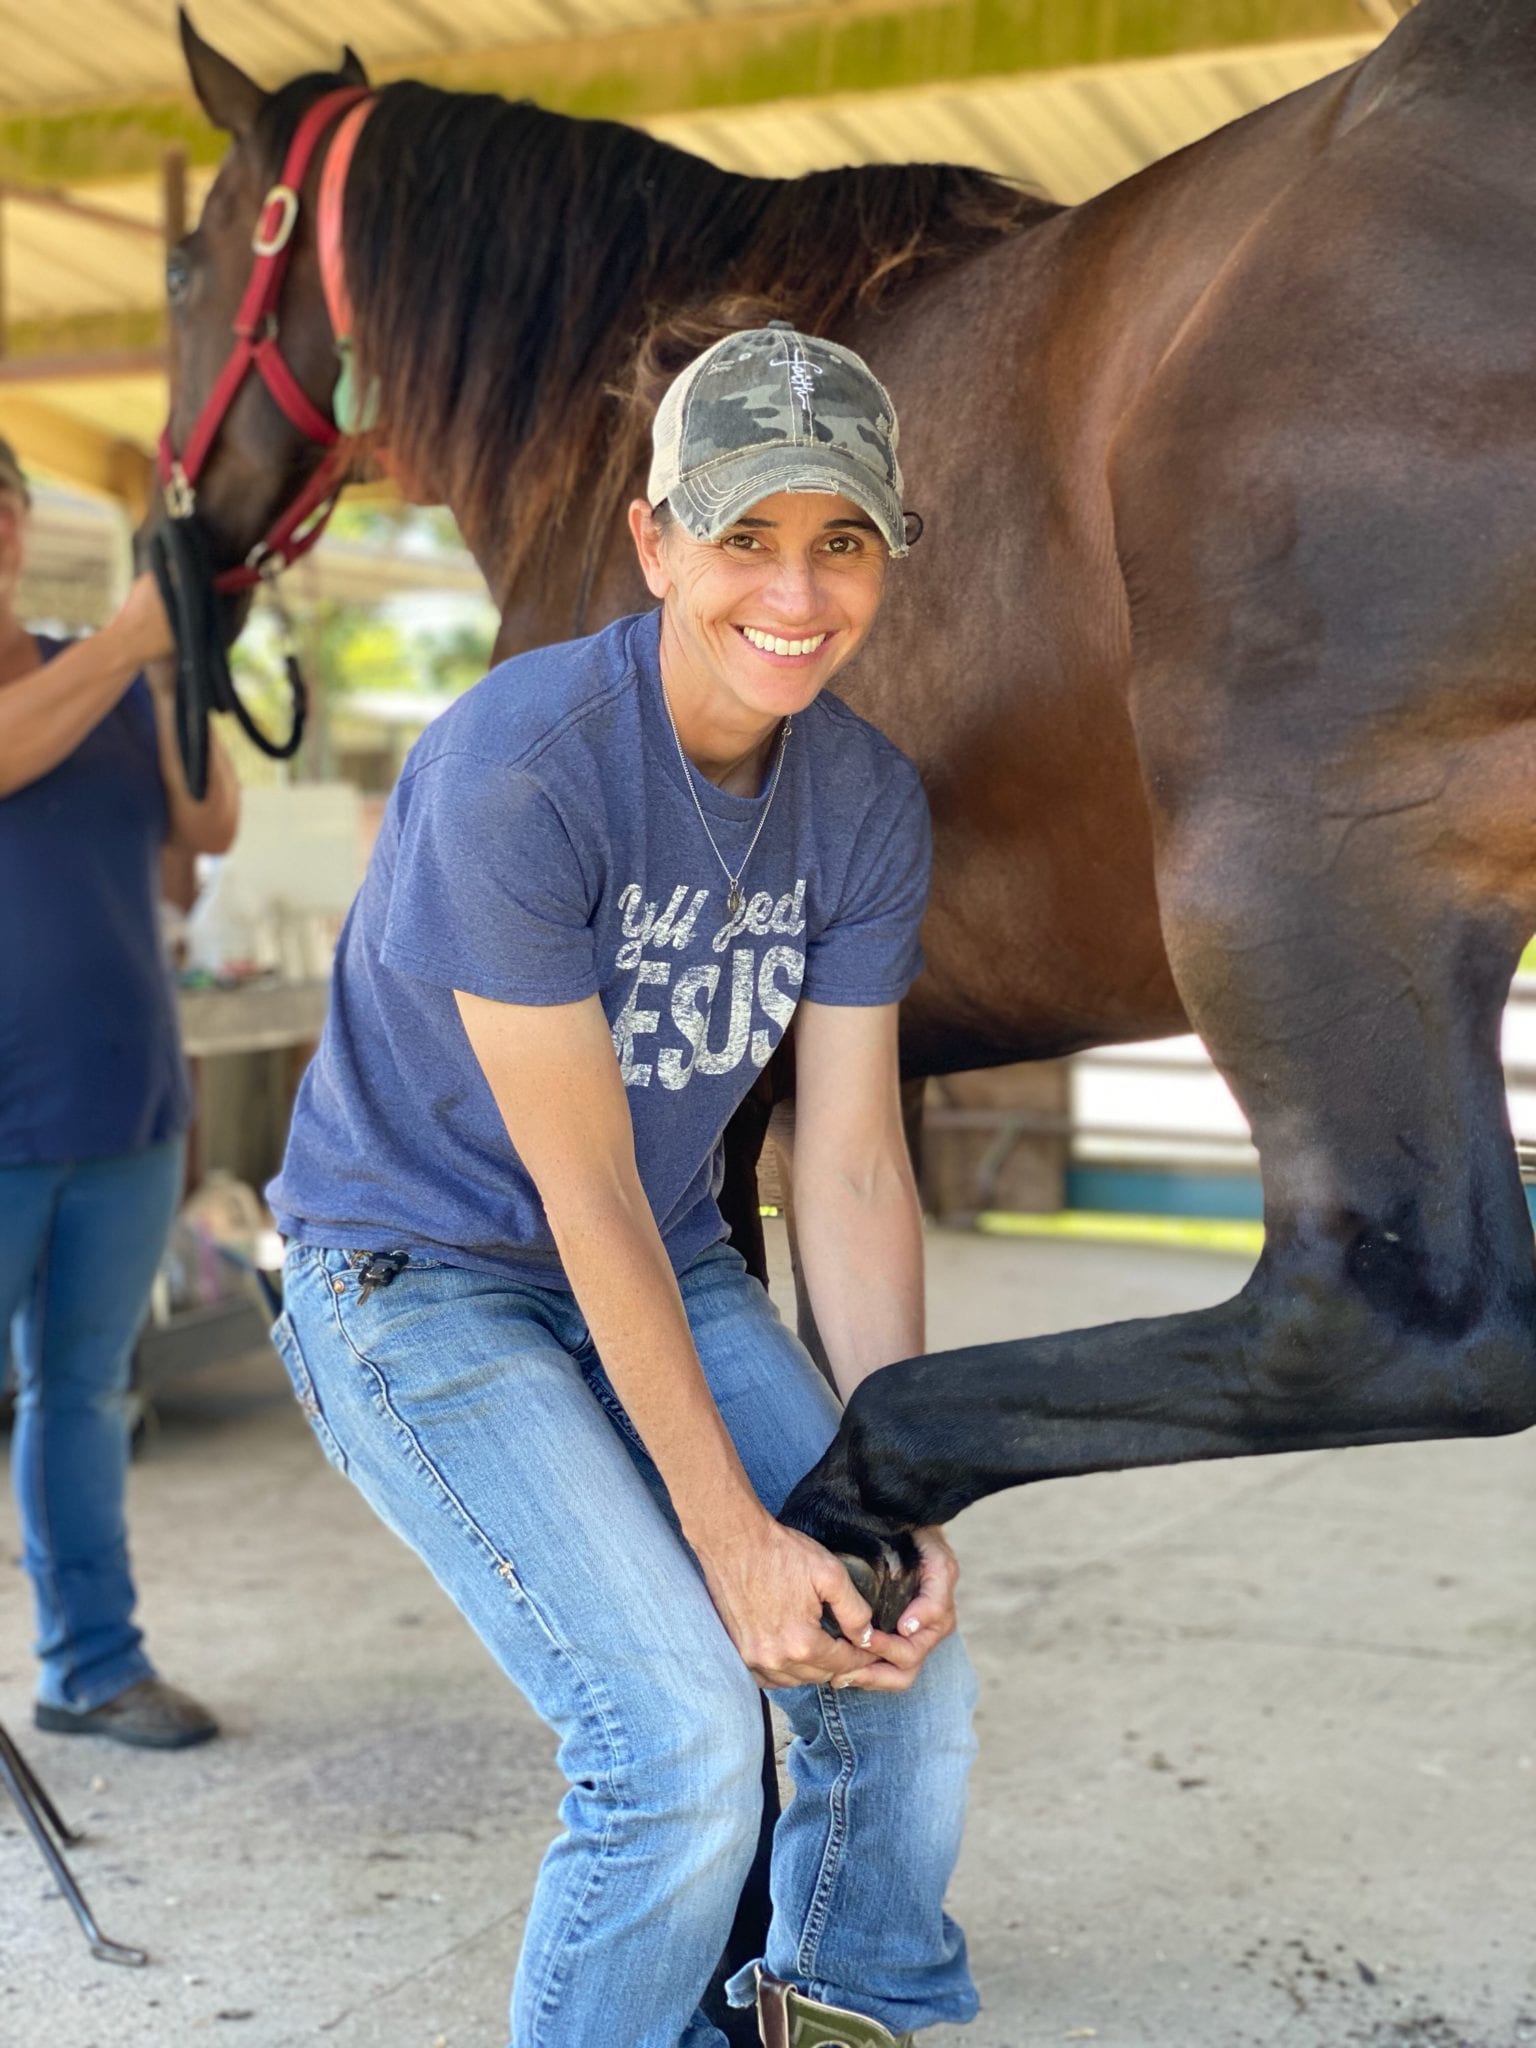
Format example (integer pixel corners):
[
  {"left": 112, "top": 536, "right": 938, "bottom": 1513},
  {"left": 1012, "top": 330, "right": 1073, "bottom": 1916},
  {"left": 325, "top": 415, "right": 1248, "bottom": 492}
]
[
  {"left": 649, "top": 37, "right": 1375, "bottom": 200},
  {"left": 0, "top": 0, "right": 811, "bottom": 107}
]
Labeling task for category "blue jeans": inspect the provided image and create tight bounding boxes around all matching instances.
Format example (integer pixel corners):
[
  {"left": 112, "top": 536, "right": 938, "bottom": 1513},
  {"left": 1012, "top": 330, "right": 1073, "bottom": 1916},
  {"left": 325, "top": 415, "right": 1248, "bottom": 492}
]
[
  {"left": 1, "top": 1139, "right": 184, "bottom": 1710},
  {"left": 277, "top": 1239, "right": 978, "bottom": 2048}
]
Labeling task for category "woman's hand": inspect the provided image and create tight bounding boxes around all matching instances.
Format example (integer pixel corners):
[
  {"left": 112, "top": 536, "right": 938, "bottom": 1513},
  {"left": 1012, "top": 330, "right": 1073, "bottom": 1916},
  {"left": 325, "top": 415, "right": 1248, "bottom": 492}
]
[{"left": 698, "top": 1511, "right": 925, "bottom": 1691}]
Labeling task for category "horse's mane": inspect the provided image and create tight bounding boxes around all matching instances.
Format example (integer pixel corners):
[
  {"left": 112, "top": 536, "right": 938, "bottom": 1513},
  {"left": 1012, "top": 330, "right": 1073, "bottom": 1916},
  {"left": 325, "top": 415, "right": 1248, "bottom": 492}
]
[{"left": 322, "top": 81, "right": 1055, "bottom": 605}]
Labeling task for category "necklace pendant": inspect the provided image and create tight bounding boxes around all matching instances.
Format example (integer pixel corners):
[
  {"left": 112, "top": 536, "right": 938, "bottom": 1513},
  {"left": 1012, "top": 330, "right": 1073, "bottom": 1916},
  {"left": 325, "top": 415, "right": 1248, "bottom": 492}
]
[{"left": 727, "top": 883, "right": 743, "bottom": 918}]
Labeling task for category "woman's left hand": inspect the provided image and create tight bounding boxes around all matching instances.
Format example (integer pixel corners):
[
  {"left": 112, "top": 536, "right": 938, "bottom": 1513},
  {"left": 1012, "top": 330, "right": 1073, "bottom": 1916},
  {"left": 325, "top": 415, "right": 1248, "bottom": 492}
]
[{"left": 836, "top": 1526, "right": 959, "bottom": 1691}]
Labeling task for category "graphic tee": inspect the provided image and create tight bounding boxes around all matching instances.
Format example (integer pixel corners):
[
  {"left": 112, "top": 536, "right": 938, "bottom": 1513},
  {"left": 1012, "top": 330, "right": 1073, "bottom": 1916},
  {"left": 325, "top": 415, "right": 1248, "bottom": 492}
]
[{"left": 268, "top": 609, "right": 931, "bottom": 1286}]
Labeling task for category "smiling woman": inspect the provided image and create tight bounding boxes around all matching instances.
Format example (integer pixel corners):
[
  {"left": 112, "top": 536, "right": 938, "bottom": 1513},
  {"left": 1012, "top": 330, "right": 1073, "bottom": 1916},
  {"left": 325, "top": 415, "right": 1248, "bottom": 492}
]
[{"left": 265, "top": 320, "right": 976, "bottom": 2048}]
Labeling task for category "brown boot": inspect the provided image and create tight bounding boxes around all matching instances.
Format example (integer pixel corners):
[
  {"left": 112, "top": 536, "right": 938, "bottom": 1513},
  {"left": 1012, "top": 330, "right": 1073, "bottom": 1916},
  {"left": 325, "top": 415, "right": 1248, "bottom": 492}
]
[
  {"left": 755, "top": 1969, "right": 914, "bottom": 2048},
  {"left": 35, "top": 1678, "right": 219, "bottom": 1751}
]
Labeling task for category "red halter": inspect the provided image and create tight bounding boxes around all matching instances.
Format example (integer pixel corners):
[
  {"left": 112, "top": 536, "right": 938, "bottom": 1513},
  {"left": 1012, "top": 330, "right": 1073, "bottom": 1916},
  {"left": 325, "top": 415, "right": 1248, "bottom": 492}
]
[{"left": 157, "top": 87, "right": 374, "bottom": 595}]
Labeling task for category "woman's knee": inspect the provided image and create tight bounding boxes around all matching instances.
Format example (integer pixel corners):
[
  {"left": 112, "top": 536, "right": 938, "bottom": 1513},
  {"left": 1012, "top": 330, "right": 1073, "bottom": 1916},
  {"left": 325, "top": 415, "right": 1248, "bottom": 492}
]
[
  {"left": 651, "top": 1661, "right": 767, "bottom": 1825},
  {"left": 574, "top": 1660, "right": 766, "bottom": 1870}
]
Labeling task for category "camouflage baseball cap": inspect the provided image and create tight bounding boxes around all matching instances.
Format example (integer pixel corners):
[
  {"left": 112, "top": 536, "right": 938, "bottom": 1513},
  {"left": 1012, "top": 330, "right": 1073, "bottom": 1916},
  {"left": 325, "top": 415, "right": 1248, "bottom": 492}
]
[{"left": 648, "top": 320, "right": 908, "bottom": 558}]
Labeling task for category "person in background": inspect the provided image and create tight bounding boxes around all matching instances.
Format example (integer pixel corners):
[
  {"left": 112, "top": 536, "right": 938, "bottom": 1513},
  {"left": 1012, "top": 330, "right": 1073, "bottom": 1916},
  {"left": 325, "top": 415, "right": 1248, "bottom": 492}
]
[{"left": 0, "top": 439, "right": 237, "bottom": 1747}]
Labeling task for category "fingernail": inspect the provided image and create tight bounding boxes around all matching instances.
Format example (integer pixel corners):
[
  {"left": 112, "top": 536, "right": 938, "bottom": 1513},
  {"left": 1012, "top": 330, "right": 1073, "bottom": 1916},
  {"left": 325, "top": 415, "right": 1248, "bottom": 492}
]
[
  {"left": 832, "top": 1676, "right": 851, "bottom": 1690},
  {"left": 858, "top": 1625, "right": 873, "bottom": 1648},
  {"left": 902, "top": 1617, "right": 920, "bottom": 1635}
]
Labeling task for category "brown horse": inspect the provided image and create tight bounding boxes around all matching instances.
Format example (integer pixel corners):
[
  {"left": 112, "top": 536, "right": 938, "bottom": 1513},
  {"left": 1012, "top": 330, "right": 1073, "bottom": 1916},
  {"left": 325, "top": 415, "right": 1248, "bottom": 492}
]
[{"left": 167, "top": 1, "right": 1536, "bottom": 1607}]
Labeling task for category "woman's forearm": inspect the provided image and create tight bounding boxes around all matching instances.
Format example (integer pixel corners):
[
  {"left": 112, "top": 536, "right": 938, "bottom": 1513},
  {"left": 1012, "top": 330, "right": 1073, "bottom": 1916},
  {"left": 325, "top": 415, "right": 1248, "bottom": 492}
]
[
  {"left": 0, "top": 628, "right": 146, "bottom": 798},
  {"left": 150, "top": 669, "right": 240, "bottom": 854},
  {"left": 792, "top": 1158, "right": 926, "bottom": 1402},
  {"left": 547, "top": 1184, "right": 767, "bottom": 1547}
]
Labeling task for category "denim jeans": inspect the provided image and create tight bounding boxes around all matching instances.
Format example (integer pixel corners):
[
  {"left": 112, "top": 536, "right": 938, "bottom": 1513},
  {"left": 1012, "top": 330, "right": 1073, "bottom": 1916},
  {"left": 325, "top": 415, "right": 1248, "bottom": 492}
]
[
  {"left": 1, "top": 1139, "right": 183, "bottom": 1710},
  {"left": 277, "top": 1238, "right": 978, "bottom": 2048}
]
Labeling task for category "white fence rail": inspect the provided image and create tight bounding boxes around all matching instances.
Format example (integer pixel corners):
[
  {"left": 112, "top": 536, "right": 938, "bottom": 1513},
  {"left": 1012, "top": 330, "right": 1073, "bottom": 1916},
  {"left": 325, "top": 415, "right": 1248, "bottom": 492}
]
[{"left": 1073, "top": 975, "right": 1536, "bottom": 1179}]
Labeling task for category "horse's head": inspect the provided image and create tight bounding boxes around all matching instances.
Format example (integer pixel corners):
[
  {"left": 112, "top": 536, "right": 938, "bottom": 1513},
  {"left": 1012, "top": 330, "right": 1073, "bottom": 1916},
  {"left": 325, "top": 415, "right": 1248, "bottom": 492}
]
[{"left": 160, "top": 10, "right": 370, "bottom": 599}]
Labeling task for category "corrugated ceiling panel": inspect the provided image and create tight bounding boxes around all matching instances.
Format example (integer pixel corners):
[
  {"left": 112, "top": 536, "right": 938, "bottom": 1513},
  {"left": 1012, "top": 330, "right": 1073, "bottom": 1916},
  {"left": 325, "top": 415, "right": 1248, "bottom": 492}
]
[
  {"left": 0, "top": 0, "right": 859, "bottom": 103},
  {"left": 4, "top": 210, "right": 152, "bottom": 320},
  {"left": 646, "top": 37, "right": 1376, "bottom": 202},
  {"left": 18, "top": 374, "right": 168, "bottom": 449}
]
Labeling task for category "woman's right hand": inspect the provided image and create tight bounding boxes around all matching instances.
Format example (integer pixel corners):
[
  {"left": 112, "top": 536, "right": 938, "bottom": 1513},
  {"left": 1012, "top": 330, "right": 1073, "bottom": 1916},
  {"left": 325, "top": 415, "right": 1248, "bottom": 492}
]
[{"left": 697, "top": 1511, "right": 913, "bottom": 1690}]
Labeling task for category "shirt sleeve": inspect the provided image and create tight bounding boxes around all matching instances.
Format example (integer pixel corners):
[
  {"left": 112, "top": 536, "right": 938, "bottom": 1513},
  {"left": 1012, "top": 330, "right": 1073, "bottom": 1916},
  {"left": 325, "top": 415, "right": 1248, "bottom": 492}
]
[
  {"left": 801, "top": 762, "right": 932, "bottom": 1007},
  {"left": 378, "top": 755, "right": 600, "bottom": 1004}
]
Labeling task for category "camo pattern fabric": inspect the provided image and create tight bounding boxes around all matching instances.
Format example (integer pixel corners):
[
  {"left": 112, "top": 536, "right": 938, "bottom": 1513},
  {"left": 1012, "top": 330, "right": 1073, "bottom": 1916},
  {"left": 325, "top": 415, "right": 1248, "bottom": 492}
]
[{"left": 647, "top": 322, "right": 908, "bottom": 556}]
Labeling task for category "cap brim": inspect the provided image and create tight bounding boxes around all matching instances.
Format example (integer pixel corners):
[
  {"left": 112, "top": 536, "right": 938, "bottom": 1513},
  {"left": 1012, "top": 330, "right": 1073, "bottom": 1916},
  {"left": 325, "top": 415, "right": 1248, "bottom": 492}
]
[{"left": 666, "top": 443, "right": 908, "bottom": 559}]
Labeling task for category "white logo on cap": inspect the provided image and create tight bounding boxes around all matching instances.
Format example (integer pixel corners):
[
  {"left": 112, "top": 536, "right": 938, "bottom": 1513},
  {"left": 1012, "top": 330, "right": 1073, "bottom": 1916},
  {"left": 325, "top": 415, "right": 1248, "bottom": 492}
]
[{"left": 768, "top": 335, "right": 820, "bottom": 423}]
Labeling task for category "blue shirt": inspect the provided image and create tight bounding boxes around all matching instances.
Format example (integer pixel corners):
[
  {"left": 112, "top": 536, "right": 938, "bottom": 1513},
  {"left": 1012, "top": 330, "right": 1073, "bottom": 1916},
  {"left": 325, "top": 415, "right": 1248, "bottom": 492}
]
[
  {"left": 269, "top": 609, "right": 931, "bottom": 1286},
  {"left": 0, "top": 637, "right": 189, "bottom": 1165}
]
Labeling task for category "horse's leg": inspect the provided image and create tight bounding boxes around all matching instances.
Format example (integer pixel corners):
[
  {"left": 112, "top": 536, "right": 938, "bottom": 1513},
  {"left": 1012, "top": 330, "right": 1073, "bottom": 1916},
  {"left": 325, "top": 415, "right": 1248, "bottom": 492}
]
[
  {"left": 784, "top": 218, "right": 1536, "bottom": 1566},
  {"left": 718, "top": 1079, "right": 772, "bottom": 1286},
  {"left": 708, "top": 1080, "right": 776, "bottom": 2045},
  {"left": 786, "top": 785, "right": 1536, "bottom": 1569}
]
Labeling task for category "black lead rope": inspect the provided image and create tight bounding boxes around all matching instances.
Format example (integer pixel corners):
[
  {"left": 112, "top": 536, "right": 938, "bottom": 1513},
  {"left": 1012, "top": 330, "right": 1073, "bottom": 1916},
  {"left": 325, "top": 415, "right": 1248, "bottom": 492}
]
[{"left": 147, "top": 512, "right": 307, "bottom": 801}]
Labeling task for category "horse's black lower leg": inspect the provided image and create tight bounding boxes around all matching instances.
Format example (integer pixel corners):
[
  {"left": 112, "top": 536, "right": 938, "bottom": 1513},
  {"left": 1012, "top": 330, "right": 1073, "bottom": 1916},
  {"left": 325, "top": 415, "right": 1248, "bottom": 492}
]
[{"left": 785, "top": 828, "right": 1536, "bottom": 1563}]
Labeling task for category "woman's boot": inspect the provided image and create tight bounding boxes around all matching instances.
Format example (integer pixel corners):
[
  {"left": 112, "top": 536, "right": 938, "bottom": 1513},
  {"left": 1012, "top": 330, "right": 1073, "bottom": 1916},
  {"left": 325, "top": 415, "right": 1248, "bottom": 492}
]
[{"left": 755, "top": 1968, "right": 915, "bottom": 2048}]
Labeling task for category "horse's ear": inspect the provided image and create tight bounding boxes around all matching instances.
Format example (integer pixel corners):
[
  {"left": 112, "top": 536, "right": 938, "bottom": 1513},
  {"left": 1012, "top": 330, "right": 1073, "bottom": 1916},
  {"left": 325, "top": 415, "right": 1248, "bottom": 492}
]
[
  {"left": 339, "top": 45, "right": 370, "bottom": 89},
  {"left": 178, "top": 8, "right": 265, "bottom": 136}
]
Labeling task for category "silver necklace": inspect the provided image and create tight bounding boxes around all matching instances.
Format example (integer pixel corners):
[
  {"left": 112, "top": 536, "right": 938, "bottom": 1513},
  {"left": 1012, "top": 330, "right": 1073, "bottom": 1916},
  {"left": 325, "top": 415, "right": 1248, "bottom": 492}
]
[{"left": 661, "top": 682, "right": 792, "bottom": 920}]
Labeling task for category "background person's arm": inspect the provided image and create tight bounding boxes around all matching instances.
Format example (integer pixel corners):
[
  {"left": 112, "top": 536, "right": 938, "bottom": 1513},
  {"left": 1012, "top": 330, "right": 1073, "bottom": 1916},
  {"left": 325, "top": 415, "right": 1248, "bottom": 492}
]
[
  {"left": 0, "top": 574, "right": 172, "bottom": 799},
  {"left": 453, "top": 987, "right": 920, "bottom": 1690},
  {"left": 790, "top": 995, "right": 960, "bottom": 1680}
]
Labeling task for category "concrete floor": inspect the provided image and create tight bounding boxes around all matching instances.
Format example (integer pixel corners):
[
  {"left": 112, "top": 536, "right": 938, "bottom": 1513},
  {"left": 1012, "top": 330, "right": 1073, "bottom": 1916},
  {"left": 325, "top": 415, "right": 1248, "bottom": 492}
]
[{"left": 2, "top": 1225, "right": 1533, "bottom": 2048}]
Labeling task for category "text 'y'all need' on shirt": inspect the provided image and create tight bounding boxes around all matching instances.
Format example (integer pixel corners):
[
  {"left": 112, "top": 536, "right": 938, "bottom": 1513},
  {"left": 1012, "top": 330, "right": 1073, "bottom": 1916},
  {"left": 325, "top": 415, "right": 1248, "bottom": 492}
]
[{"left": 268, "top": 608, "right": 932, "bottom": 1286}]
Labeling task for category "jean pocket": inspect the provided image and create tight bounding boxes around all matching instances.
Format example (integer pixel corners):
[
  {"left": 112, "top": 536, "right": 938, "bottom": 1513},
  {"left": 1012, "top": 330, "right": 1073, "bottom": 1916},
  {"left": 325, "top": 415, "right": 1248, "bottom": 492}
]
[{"left": 270, "top": 1309, "right": 350, "bottom": 1476}]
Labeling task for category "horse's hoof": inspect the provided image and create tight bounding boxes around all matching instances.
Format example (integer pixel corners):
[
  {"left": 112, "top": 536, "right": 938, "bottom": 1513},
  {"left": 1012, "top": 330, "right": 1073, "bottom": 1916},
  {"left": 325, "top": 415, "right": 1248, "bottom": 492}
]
[{"left": 825, "top": 1538, "right": 922, "bottom": 1637}]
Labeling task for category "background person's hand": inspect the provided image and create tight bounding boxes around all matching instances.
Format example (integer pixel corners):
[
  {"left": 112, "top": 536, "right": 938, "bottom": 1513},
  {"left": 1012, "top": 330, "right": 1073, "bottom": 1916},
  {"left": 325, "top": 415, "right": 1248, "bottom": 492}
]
[
  {"left": 700, "top": 1513, "right": 915, "bottom": 1690},
  {"left": 144, "top": 655, "right": 178, "bottom": 712},
  {"left": 110, "top": 572, "right": 176, "bottom": 668}
]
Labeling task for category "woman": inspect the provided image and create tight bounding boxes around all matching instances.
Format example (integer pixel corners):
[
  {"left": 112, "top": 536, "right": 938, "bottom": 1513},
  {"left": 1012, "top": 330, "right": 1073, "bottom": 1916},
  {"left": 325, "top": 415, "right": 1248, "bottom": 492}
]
[
  {"left": 268, "top": 324, "right": 977, "bottom": 2048},
  {"left": 0, "top": 440, "right": 237, "bottom": 1748}
]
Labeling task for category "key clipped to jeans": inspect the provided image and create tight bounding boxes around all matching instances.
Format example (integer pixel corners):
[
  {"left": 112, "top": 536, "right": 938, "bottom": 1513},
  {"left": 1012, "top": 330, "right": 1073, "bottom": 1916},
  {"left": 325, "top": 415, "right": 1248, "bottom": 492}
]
[{"left": 355, "top": 1250, "right": 410, "bottom": 1304}]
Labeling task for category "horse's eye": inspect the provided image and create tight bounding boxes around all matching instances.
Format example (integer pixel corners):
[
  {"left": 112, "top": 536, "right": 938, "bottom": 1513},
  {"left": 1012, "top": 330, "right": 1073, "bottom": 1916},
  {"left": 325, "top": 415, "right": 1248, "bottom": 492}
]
[{"left": 166, "top": 249, "right": 192, "bottom": 305}]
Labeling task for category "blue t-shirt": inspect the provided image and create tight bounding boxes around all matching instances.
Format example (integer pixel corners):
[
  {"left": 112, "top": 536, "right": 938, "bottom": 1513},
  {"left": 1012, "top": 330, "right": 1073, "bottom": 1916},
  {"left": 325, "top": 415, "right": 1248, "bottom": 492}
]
[
  {"left": 269, "top": 609, "right": 931, "bottom": 1286},
  {"left": 0, "top": 637, "right": 189, "bottom": 1165}
]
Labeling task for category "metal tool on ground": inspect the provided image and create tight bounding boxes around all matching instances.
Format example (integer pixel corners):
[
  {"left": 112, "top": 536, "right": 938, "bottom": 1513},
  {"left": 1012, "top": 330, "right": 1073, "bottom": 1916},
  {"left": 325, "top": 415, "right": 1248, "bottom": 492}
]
[{"left": 0, "top": 1719, "right": 149, "bottom": 1966}]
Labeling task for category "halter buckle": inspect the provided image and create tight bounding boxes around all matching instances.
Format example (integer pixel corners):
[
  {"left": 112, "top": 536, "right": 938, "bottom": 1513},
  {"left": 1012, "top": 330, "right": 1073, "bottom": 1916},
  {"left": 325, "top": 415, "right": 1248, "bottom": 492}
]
[
  {"left": 252, "top": 185, "right": 300, "bottom": 257},
  {"left": 163, "top": 460, "right": 195, "bottom": 521}
]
